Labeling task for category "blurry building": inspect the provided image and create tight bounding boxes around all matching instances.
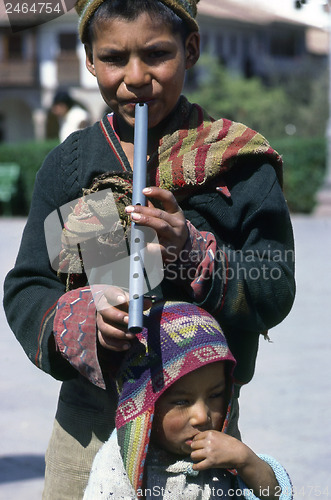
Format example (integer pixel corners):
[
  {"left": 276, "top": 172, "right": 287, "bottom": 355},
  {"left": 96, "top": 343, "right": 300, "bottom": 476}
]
[
  {"left": 0, "top": 0, "right": 328, "bottom": 143},
  {"left": 197, "top": 0, "right": 328, "bottom": 82}
]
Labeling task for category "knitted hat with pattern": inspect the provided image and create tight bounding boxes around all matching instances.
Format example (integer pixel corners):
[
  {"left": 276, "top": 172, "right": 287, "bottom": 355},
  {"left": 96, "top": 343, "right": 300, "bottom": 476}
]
[
  {"left": 75, "top": 0, "right": 200, "bottom": 43},
  {"left": 114, "top": 300, "right": 236, "bottom": 496}
]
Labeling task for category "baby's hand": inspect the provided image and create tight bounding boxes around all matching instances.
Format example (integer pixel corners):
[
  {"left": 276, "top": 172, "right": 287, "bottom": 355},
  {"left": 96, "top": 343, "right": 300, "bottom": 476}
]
[
  {"left": 125, "top": 186, "right": 188, "bottom": 263},
  {"left": 192, "top": 432, "right": 281, "bottom": 499},
  {"left": 190, "top": 431, "right": 248, "bottom": 471}
]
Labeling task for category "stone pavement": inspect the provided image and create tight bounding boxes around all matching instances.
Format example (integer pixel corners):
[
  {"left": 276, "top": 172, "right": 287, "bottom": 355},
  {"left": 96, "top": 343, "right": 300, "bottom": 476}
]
[{"left": 0, "top": 215, "right": 330, "bottom": 500}]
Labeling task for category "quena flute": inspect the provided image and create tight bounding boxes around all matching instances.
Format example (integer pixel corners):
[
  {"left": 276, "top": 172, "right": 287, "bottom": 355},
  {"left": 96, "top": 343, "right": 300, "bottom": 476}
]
[{"left": 128, "top": 102, "right": 148, "bottom": 333}]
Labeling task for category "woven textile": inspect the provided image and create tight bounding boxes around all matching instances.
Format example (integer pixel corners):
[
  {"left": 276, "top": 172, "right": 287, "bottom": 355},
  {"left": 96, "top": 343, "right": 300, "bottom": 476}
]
[
  {"left": 114, "top": 300, "right": 236, "bottom": 496},
  {"left": 148, "top": 96, "right": 283, "bottom": 195},
  {"left": 58, "top": 173, "right": 133, "bottom": 288}
]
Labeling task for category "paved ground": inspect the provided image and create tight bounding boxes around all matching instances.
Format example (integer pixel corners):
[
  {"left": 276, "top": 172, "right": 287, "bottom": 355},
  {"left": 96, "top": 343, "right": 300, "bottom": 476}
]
[{"left": 0, "top": 215, "right": 330, "bottom": 500}]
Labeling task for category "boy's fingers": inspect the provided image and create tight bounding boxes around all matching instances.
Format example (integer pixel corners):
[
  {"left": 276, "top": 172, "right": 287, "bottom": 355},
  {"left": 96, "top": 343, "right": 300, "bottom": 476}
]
[
  {"left": 97, "top": 305, "right": 129, "bottom": 326},
  {"left": 146, "top": 199, "right": 156, "bottom": 209},
  {"left": 142, "top": 186, "right": 182, "bottom": 215},
  {"left": 96, "top": 313, "right": 134, "bottom": 352},
  {"left": 126, "top": 204, "right": 179, "bottom": 225},
  {"left": 97, "top": 330, "right": 132, "bottom": 352},
  {"left": 102, "top": 287, "right": 130, "bottom": 308},
  {"left": 96, "top": 296, "right": 153, "bottom": 350},
  {"left": 94, "top": 286, "right": 129, "bottom": 311}
]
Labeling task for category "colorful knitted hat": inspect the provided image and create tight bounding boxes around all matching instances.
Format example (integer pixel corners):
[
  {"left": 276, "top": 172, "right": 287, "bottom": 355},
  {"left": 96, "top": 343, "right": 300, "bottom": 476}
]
[
  {"left": 114, "top": 300, "right": 236, "bottom": 496},
  {"left": 75, "top": 0, "right": 200, "bottom": 43}
]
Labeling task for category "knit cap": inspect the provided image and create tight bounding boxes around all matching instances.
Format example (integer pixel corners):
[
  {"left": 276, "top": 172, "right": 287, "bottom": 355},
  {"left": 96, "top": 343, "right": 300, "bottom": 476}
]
[
  {"left": 75, "top": 0, "right": 200, "bottom": 43},
  {"left": 114, "top": 300, "right": 236, "bottom": 495}
]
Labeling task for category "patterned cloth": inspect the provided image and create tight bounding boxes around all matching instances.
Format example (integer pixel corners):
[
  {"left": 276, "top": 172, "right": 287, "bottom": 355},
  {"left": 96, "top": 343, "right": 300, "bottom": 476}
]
[
  {"left": 54, "top": 286, "right": 107, "bottom": 388},
  {"left": 147, "top": 97, "right": 283, "bottom": 196},
  {"left": 113, "top": 300, "right": 236, "bottom": 495},
  {"left": 58, "top": 173, "right": 134, "bottom": 288},
  {"left": 100, "top": 96, "right": 283, "bottom": 194}
]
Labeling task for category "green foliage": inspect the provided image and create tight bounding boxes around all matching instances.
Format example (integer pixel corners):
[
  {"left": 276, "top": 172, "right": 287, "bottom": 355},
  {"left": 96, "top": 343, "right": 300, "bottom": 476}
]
[
  {"left": 0, "top": 139, "right": 59, "bottom": 215},
  {"left": 273, "top": 136, "right": 326, "bottom": 213},
  {"left": 185, "top": 55, "right": 292, "bottom": 139},
  {"left": 185, "top": 55, "right": 328, "bottom": 140},
  {"left": 269, "top": 64, "right": 329, "bottom": 138},
  {"left": 185, "top": 55, "right": 328, "bottom": 212},
  {"left": 295, "top": 70, "right": 329, "bottom": 137}
]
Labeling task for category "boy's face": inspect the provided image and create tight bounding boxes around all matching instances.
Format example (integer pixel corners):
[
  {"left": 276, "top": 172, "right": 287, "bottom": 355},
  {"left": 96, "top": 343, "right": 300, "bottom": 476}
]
[
  {"left": 151, "top": 362, "right": 227, "bottom": 456},
  {"left": 85, "top": 12, "right": 199, "bottom": 129},
  {"left": 52, "top": 102, "right": 68, "bottom": 118}
]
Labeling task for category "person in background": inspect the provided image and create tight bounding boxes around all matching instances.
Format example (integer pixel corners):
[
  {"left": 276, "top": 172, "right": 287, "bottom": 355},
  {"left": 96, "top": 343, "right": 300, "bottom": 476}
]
[{"left": 51, "top": 90, "right": 91, "bottom": 141}]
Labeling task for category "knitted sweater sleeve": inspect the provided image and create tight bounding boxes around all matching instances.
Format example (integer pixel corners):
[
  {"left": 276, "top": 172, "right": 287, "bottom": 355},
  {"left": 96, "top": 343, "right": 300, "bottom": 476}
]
[
  {"left": 179, "top": 162, "right": 295, "bottom": 332},
  {"left": 3, "top": 124, "right": 129, "bottom": 382},
  {"left": 236, "top": 454, "right": 293, "bottom": 500},
  {"left": 3, "top": 126, "right": 115, "bottom": 380},
  {"left": 3, "top": 144, "right": 78, "bottom": 380}
]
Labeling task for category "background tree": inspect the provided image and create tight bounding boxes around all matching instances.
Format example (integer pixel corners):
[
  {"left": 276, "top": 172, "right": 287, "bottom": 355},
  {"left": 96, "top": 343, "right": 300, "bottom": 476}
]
[{"left": 185, "top": 54, "right": 328, "bottom": 139}]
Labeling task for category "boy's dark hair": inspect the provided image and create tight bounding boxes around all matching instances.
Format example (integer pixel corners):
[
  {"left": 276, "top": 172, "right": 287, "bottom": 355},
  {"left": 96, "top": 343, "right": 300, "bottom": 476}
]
[
  {"left": 52, "top": 91, "right": 75, "bottom": 109},
  {"left": 85, "top": 0, "right": 191, "bottom": 48}
]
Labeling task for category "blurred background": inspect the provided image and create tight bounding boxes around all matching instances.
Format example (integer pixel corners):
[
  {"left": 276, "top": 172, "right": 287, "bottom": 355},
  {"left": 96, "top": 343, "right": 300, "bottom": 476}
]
[
  {"left": 0, "top": 0, "right": 330, "bottom": 215},
  {"left": 0, "top": 0, "right": 330, "bottom": 498}
]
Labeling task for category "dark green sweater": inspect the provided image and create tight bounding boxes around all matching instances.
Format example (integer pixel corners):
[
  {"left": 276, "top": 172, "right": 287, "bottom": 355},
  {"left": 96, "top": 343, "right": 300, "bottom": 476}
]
[{"left": 3, "top": 116, "right": 295, "bottom": 388}]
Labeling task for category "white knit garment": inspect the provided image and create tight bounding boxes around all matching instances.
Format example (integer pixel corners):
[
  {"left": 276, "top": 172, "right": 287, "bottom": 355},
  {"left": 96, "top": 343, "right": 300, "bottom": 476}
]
[{"left": 83, "top": 434, "right": 292, "bottom": 500}]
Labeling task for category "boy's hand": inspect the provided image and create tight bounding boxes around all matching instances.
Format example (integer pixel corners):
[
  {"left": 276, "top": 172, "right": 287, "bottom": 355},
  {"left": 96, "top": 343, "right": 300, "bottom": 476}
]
[
  {"left": 96, "top": 286, "right": 152, "bottom": 351},
  {"left": 125, "top": 186, "right": 188, "bottom": 263},
  {"left": 190, "top": 431, "right": 248, "bottom": 471}
]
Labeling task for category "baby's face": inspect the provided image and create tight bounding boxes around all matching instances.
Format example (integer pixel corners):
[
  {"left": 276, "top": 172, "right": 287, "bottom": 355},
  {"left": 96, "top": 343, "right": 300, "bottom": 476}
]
[
  {"left": 85, "top": 12, "right": 199, "bottom": 129},
  {"left": 151, "top": 362, "right": 227, "bottom": 456}
]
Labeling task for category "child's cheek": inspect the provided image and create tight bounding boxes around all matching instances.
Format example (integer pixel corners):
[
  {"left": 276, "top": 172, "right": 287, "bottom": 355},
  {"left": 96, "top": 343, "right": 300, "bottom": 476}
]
[{"left": 162, "top": 412, "right": 187, "bottom": 441}]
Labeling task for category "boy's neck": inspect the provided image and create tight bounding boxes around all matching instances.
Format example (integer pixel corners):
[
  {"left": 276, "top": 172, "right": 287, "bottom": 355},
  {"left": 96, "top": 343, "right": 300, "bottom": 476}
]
[
  {"left": 115, "top": 114, "right": 162, "bottom": 153},
  {"left": 113, "top": 98, "right": 182, "bottom": 164},
  {"left": 115, "top": 115, "right": 135, "bottom": 144}
]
